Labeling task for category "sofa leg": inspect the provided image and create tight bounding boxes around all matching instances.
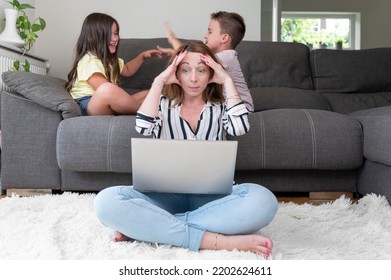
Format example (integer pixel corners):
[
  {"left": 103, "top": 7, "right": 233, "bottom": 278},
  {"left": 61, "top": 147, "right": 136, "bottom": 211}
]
[
  {"left": 5, "top": 188, "right": 53, "bottom": 197},
  {"left": 309, "top": 192, "right": 354, "bottom": 203}
]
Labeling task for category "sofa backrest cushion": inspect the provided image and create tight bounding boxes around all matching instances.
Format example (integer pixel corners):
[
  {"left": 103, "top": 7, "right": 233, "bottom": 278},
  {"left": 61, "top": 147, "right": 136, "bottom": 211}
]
[
  {"left": 310, "top": 48, "right": 391, "bottom": 93},
  {"left": 117, "top": 38, "right": 170, "bottom": 92},
  {"left": 237, "top": 41, "right": 313, "bottom": 90},
  {"left": 251, "top": 87, "right": 330, "bottom": 112},
  {"left": 1, "top": 71, "right": 81, "bottom": 119}
]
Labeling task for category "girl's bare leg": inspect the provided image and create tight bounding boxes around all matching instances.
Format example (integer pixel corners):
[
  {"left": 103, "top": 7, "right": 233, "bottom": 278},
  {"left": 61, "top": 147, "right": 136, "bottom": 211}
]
[
  {"left": 200, "top": 232, "right": 273, "bottom": 258},
  {"left": 87, "top": 83, "right": 147, "bottom": 115}
]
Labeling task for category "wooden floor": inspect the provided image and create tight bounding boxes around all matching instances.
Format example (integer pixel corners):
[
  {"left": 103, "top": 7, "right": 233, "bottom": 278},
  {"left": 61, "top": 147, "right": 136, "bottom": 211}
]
[{"left": 0, "top": 189, "right": 358, "bottom": 205}]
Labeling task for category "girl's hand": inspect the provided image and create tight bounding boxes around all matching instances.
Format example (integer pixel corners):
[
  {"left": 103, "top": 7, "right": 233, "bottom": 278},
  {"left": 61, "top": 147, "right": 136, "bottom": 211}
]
[
  {"left": 157, "top": 45, "right": 176, "bottom": 57},
  {"left": 200, "top": 53, "right": 230, "bottom": 85},
  {"left": 142, "top": 49, "right": 164, "bottom": 59},
  {"left": 155, "top": 50, "right": 188, "bottom": 86}
]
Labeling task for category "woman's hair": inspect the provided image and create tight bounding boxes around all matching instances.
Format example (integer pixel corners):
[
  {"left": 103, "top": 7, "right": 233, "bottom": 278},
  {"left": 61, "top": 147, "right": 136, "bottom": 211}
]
[
  {"left": 164, "top": 41, "right": 224, "bottom": 106},
  {"left": 65, "top": 13, "right": 121, "bottom": 92}
]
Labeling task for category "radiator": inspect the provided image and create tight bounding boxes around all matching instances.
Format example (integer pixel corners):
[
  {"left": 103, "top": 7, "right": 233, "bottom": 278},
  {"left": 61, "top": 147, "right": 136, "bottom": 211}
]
[{"left": 0, "top": 43, "right": 49, "bottom": 92}]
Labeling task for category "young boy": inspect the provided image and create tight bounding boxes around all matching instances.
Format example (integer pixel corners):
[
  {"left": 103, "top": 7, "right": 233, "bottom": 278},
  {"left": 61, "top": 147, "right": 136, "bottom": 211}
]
[{"left": 162, "top": 11, "right": 254, "bottom": 112}]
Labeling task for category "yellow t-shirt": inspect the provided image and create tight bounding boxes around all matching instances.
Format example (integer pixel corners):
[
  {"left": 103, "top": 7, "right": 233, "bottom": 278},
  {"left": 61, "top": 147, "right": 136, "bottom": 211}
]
[{"left": 70, "top": 53, "right": 124, "bottom": 99}]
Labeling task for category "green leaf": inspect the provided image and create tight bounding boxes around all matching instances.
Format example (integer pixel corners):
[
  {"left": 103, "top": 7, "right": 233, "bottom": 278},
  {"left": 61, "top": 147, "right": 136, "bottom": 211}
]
[
  {"left": 7, "top": 0, "right": 21, "bottom": 10},
  {"left": 32, "top": 23, "right": 43, "bottom": 32},
  {"left": 19, "top": 4, "right": 35, "bottom": 10},
  {"left": 38, "top": 18, "right": 46, "bottom": 29},
  {"left": 12, "top": 60, "right": 20, "bottom": 71},
  {"left": 23, "top": 59, "right": 30, "bottom": 72}
]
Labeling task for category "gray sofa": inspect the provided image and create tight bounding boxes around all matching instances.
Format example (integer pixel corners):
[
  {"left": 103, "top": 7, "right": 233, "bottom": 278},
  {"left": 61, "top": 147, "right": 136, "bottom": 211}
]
[{"left": 1, "top": 38, "right": 391, "bottom": 203}]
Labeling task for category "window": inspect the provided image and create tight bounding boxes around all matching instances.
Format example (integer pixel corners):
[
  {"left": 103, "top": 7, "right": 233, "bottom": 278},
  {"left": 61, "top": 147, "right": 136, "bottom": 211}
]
[{"left": 281, "top": 12, "right": 360, "bottom": 49}]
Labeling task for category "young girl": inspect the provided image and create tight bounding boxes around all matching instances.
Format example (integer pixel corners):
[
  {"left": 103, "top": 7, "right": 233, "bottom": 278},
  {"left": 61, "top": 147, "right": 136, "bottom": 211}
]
[
  {"left": 94, "top": 42, "right": 278, "bottom": 258},
  {"left": 66, "top": 13, "right": 164, "bottom": 115}
]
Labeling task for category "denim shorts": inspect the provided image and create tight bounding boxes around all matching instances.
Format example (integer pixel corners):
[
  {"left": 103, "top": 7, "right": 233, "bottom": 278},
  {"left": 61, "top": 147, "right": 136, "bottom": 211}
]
[{"left": 75, "top": 96, "right": 92, "bottom": 116}]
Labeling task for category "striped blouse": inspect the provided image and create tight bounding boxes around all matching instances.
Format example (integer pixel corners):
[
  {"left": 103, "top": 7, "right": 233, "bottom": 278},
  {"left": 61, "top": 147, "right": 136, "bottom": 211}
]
[{"left": 135, "top": 95, "right": 250, "bottom": 140}]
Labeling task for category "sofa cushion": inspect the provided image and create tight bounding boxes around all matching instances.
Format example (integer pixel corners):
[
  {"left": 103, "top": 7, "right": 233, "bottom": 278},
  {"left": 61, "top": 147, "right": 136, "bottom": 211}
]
[
  {"left": 57, "top": 115, "right": 150, "bottom": 172},
  {"left": 1, "top": 71, "right": 81, "bottom": 119},
  {"left": 117, "top": 38, "right": 170, "bottom": 91},
  {"left": 237, "top": 41, "right": 313, "bottom": 90},
  {"left": 322, "top": 91, "right": 391, "bottom": 114},
  {"left": 251, "top": 87, "right": 330, "bottom": 112},
  {"left": 350, "top": 106, "right": 391, "bottom": 166},
  {"left": 311, "top": 48, "right": 391, "bottom": 93},
  {"left": 228, "top": 109, "right": 363, "bottom": 170}
]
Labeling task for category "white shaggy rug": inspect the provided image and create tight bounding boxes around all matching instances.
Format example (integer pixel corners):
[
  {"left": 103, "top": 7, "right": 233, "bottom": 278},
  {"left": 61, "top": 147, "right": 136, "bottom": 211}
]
[{"left": 0, "top": 192, "right": 390, "bottom": 260}]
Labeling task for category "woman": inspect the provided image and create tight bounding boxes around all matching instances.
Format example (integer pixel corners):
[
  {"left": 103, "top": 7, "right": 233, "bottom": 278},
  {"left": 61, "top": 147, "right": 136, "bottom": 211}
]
[{"left": 94, "top": 42, "right": 278, "bottom": 258}]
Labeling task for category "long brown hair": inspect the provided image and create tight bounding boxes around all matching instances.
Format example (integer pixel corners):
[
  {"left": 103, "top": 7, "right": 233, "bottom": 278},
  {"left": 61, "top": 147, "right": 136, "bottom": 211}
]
[
  {"left": 65, "top": 13, "right": 121, "bottom": 92},
  {"left": 164, "top": 41, "right": 224, "bottom": 106}
]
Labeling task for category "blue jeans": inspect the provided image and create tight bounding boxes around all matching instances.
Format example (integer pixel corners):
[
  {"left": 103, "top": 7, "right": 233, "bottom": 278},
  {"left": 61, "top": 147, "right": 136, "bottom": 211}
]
[
  {"left": 74, "top": 96, "right": 92, "bottom": 116},
  {"left": 94, "top": 183, "right": 278, "bottom": 251}
]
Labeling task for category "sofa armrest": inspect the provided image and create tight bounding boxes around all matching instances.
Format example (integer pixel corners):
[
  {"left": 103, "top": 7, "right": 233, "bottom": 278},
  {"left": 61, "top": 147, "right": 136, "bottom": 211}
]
[
  {"left": 1, "top": 91, "right": 62, "bottom": 190},
  {"left": 57, "top": 116, "right": 150, "bottom": 173}
]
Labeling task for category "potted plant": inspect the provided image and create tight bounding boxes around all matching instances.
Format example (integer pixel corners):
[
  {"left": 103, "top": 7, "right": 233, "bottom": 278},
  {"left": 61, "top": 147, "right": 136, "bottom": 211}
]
[
  {"left": 335, "top": 39, "right": 343, "bottom": 50},
  {"left": 3, "top": 0, "right": 46, "bottom": 71}
]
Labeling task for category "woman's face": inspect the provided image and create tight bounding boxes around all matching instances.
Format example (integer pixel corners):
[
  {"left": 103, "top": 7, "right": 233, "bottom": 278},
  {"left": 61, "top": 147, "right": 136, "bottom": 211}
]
[
  {"left": 177, "top": 52, "right": 211, "bottom": 98},
  {"left": 109, "top": 22, "right": 119, "bottom": 54}
]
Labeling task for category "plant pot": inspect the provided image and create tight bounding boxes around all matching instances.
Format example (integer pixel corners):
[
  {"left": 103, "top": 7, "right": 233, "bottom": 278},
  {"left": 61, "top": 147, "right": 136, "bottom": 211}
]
[
  {"left": 335, "top": 42, "right": 343, "bottom": 50},
  {"left": 0, "top": 8, "right": 24, "bottom": 48}
]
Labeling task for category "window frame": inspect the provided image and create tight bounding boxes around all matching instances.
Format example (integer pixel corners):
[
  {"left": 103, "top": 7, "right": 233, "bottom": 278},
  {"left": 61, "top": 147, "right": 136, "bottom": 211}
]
[{"left": 281, "top": 11, "right": 361, "bottom": 50}]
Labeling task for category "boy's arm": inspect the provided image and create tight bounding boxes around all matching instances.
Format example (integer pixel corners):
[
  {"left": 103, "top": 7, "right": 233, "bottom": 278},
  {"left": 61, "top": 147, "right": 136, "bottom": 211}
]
[
  {"left": 164, "top": 21, "right": 183, "bottom": 50},
  {"left": 156, "top": 21, "right": 184, "bottom": 57}
]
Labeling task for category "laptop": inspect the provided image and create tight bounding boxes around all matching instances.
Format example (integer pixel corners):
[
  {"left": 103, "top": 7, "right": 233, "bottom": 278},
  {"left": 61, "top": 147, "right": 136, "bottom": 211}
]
[{"left": 131, "top": 138, "right": 238, "bottom": 194}]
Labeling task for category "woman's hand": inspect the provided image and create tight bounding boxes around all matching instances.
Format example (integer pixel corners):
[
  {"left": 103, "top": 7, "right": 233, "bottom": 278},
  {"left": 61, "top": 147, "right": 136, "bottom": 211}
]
[
  {"left": 155, "top": 50, "right": 188, "bottom": 86},
  {"left": 200, "top": 53, "right": 230, "bottom": 85},
  {"left": 200, "top": 53, "right": 242, "bottom": 103}
]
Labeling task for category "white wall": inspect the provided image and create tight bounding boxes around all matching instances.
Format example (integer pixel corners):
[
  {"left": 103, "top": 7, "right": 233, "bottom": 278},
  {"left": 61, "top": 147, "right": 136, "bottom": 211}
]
[
  {"left": 1, "top": 0, "right": 390, "bottom": 79},
  {"left": 32, "top": 0, "right": 261, "bottom": 79}
]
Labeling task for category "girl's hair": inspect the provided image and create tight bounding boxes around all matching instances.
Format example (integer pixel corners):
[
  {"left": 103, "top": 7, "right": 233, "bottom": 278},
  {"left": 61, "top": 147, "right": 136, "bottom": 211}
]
[
  {"left": 65, "top": 13, "right": 121, "bottom": 92},
  {"left": 164, "top": 41, "right": 224, "bottom": 106}
]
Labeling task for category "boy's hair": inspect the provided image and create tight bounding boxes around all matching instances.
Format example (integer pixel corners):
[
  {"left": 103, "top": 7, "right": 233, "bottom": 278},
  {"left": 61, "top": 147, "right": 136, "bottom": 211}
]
[
  {"left": 164, "top": 41, "right": 224, "bottom": 106},
  {"left": 66, "top": 13, "right": 121, "bottom": 92},
  {"left": 211, "top": 11, "right": 246, "bottom": 49}
]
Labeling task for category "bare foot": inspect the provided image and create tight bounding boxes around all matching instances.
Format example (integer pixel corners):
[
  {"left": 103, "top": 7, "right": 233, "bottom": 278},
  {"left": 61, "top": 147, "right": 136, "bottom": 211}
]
[
  {"left": 112, "top": 231, "right": 133, "bottom": 242},
  {"left": 201, "top": 232, "right": 273, "bottom": 258}
]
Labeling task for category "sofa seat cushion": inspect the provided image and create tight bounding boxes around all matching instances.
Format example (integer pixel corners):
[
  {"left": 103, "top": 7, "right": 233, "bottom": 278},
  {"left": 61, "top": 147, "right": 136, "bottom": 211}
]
[
  {"left": 251, "top": 87, "right": 329, "bottom": 112},
  {"left": 56, "top": 116, "right": 150, "bottom": 172},
  {"left": 1, "top": 71, "right": 81, "bottom": 119},
  {"left": 350, "top": 106, "right": 391, "bottom": 166},
  {"left": 321, "top": 91, "right": 391, "bottom": 114},
  {"left": 227, "top": 109, "right": 363, "bottom": 170}
]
